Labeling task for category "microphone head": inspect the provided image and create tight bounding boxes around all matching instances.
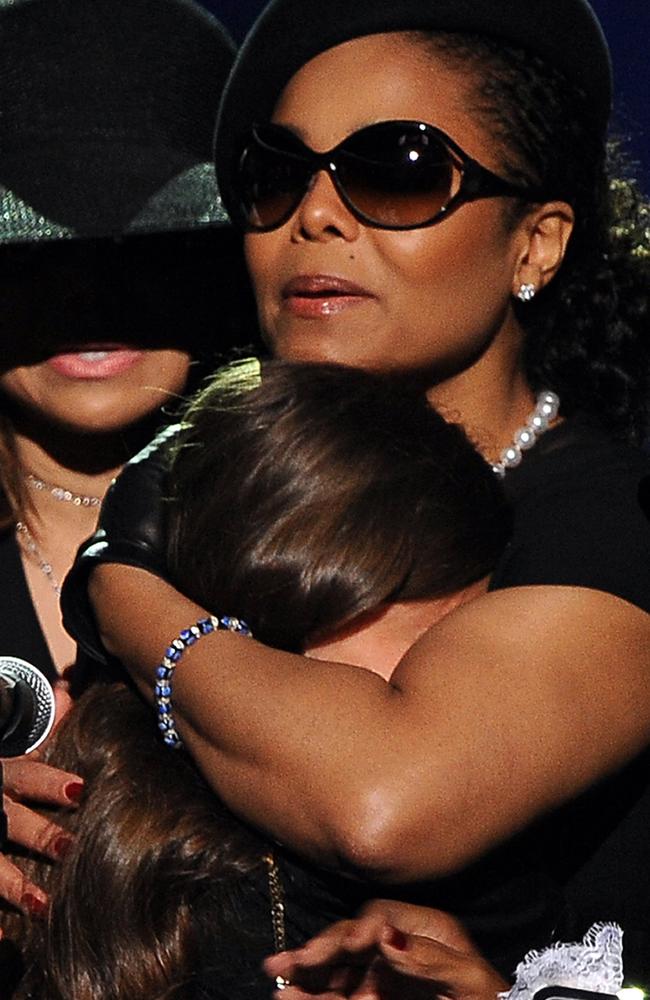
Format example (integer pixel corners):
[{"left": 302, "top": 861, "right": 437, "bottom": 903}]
[{"left": 0, "top": 656, "right": 56, "bottom": 757}]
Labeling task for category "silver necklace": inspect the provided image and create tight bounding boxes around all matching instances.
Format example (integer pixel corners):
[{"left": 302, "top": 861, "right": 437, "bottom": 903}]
[
  {"left": 25, "top": 472, "right": 102, "bottom": 508},
  {"left": 16, "top": 521, "right": 62, "bottom": 595},
  {"left": 492, "top": 390, "right": 560, "bottom": 478}
]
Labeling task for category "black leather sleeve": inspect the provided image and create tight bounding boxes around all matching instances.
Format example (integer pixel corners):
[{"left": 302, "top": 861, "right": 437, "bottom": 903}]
[{"left": 60, "top": 423, "right": 181, "bottom": 664}]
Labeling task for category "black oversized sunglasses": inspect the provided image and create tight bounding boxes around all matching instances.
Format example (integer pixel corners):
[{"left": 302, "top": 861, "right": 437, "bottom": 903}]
[{"left": 235, "top": 120, "right": 543, "bottom": 232}]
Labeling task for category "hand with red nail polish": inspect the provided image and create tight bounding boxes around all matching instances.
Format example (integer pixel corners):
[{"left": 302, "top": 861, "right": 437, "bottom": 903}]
[
  {"left": 63, "top": 781, "right": 84, "bottom": 804},
  {"left": 20, "top": 891, "right": 49, "bottom": 919},
  {"left": 375, "top": 906, "right": 509, "bottom": 1000},
  {"left": 0, "top": 755, "right": 83, "bottom": 912},
  {"left": 265, "top": 900, "right": 508, "bottom": 1000}
]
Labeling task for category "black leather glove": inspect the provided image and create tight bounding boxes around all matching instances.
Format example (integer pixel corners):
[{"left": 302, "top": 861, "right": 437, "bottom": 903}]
[{"left": 60, "top": 422, "right": 181, "bottom": 665}]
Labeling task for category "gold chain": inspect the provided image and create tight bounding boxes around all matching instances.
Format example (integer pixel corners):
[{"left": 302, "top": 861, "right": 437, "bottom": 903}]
[{"left": 264, "top": 852, "right": 291, "bottom": 991}]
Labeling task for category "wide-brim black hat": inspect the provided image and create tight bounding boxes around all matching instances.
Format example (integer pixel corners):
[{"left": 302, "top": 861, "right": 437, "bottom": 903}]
[
  {"left": 215, "top": 0, "right": 613, "bottom": 224},
  {"left": 0, "top": 0, "right": 235, "bottom": 244}
]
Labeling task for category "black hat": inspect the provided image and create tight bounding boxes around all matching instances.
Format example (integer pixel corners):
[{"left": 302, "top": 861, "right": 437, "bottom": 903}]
[
  {"left": 0, "top": 0, "right": 235, "bottom": 244},
  {"left": 215, "top": 0, "right": 613, "bottom": 221}
]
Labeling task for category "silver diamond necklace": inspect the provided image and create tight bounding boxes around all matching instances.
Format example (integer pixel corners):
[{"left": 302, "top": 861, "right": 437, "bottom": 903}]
[
  {"left": 18, "top": 473, "right": 104, "bottom": 594},
  {"left": 25, "top": 472, "right": 102, "bottom": 507},
  {"left": 16, "top": 521, "right": 62, "bottom": 595}
]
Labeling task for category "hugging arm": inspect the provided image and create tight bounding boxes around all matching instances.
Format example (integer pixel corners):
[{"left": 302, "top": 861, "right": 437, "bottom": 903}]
[
  {"left": 84, "top": 563, "right": 650, "bottom": 882},
  {"left": 61, "top": 431, "right": 650, "bottom": 881}
]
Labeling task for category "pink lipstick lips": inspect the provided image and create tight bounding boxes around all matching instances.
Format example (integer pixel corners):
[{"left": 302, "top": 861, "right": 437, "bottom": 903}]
[{"left": 47, "top": 346, "right": 144, "bottom": 380}]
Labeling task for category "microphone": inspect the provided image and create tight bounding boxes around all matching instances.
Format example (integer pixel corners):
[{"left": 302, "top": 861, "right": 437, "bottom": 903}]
[{"left": 0, "top": 657, "right": 56, "bottom": 757}]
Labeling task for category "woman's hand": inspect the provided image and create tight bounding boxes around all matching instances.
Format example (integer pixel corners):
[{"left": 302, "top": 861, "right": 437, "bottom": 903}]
[
  {"left": 0, "top": 755, "right": 83, "bottom": 914},
  {"left": 264, "top": 900, "right": 509, "bottom": 1000}
]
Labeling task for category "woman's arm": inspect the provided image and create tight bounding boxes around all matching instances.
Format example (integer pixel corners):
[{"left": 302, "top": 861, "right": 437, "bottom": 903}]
[{"left": 92, "top": 565, "right": 650, "bottom": 881}]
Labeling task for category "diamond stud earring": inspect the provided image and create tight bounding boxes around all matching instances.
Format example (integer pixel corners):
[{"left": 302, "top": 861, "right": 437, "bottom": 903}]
[{"left": 517, "top": 283, "right": 537, "bottom": 302}]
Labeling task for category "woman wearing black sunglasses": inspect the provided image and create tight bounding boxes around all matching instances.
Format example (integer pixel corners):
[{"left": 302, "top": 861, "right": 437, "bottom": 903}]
[{"left": 62, "top": 0, "right": 650, "bottom": 985}]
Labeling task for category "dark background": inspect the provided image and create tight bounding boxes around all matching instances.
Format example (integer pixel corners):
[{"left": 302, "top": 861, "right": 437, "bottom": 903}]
[{"left": 201, "top": 0, "right": 649, "bottom": 194}]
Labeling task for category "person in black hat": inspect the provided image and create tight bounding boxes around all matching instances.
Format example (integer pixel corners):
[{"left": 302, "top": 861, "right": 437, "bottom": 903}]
[
  {"left": 62, "top": 0, "right": 650, "bottom": 985},
  {"left": 0, "top": 0, "right": 241, "bottom": 922}
]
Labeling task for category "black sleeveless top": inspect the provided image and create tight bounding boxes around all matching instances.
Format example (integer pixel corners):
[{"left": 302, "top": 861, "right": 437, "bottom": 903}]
[
  {"left": 491, "top": 414, "right": 650, "bottom": 987},
  {"left": 0, "top": 530, "right": 56, "bottom": 682}
]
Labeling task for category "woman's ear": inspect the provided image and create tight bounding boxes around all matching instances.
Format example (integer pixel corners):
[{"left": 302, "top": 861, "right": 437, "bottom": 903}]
[{"left": 512, "top": 201, "right": 575, "bottom": 297}]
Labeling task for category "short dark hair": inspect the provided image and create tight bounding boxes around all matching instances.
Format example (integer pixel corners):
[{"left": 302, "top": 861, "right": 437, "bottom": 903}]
[
  {"left": 166, "top": 359, "right": 510, "bottom": 651},
  {"left": 414, "top": 31, "right": 650, "bottom": 442}
]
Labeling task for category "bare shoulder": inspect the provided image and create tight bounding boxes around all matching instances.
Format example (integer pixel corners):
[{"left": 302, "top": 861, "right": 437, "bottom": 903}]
[
  {"left": 398, "top": 584, "right": 650, "bottom": 689},
  {"left": 386, "top": 585, "right": 650, "bottom": 855}
]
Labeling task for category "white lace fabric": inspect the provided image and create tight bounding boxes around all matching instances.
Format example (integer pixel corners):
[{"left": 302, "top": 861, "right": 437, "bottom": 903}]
[{"left": 501, "top": 924, "right": 624, "bottom": 1000}]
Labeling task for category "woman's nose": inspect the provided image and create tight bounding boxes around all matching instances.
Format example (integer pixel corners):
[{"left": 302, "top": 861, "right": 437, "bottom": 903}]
[{"left": 290, "top": 170, "right": 361, "bottom": 243}]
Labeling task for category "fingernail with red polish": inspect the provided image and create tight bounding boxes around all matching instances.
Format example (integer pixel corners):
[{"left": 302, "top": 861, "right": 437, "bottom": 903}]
[
  {"left": 21, "top": 893, "right": 49, "bottom": 918},
  {"left": 53, "top": 835, "right": 73, "bottom": 858},
  {"left": 383, "top": 926, "right": 408, "bottom": 950},
  {"left": 64, "top": 781, "right": 84, "bottom": 803}
]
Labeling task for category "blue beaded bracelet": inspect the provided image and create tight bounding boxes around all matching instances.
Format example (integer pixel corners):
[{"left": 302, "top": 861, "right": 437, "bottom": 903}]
[{"left": 155, "top": 615, "right": 253, "bottom": 749}]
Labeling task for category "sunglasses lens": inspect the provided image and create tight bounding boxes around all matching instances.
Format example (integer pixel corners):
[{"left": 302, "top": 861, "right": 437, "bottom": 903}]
[
  {"left": 337, "top": 123, "right": 455, "bottom": 227},
  {"left": 237, "top": 122, "right": 460, "bottom": 231},
  {"left": 238, "top": 131, "right": 312, "bottom": 230}
]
